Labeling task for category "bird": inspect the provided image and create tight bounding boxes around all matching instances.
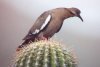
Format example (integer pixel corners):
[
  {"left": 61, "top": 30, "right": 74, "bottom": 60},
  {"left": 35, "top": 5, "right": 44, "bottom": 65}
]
[{"left": 17, "top": 7, "right": 83, "bottom": 50}]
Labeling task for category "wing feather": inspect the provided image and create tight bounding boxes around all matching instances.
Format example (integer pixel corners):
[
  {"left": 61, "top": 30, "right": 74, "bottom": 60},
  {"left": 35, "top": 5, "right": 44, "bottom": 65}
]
[{"left": 23, "top": 11, "right": 52, "bottom": 40}]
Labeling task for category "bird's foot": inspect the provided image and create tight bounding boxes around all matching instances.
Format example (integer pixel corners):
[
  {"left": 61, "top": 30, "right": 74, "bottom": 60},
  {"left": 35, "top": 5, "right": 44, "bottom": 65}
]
[
  {"left": 42, "top": 37, "right": 48, "bottom": 40},
  {"left": 36, "top": 36, "right": 48, "bottom": 41}
]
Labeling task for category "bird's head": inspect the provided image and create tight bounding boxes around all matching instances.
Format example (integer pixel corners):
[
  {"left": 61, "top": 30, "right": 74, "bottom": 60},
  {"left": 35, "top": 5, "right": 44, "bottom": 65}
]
[{"left": 68, "top": 7, "right": 83, "bottom": 22}]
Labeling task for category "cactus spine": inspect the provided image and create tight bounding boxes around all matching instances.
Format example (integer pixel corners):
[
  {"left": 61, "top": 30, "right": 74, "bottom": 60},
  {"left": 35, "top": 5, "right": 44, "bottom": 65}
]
[{"left": 15, "top": 40, "right": 77, "bottom": 67}]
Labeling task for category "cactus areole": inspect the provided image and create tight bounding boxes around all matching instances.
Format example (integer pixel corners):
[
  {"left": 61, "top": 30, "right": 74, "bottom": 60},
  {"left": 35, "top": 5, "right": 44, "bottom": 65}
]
[{"left": 15, "top": 40, "right": 77, "bottom": 67}]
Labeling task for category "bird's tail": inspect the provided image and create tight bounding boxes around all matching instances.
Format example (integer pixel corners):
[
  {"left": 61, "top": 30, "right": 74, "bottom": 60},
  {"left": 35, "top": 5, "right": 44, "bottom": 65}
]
[
  {"left": 16, "top": 35, "right": 36, "bottom": 51},
  {"left": 16, "top": 39, "right": 35, "bottom": 51}
]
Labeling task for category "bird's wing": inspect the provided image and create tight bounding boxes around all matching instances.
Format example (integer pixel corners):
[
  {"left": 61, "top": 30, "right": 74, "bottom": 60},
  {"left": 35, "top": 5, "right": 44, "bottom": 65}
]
[{"left": 23, "top": 12, "right": 52, "bottom": 40}]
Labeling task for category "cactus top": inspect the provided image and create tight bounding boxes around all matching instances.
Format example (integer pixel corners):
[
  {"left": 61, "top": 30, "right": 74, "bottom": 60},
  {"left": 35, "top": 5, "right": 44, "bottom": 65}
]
[{"left": 15, "top": 40, "right": 77, "bottom": 67}]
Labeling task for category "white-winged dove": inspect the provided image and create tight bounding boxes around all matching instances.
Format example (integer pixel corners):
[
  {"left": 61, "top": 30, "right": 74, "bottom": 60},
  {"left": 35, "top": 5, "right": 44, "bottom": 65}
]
[{"left": 17, "top": 7, "right": 83, "bottom": 49}]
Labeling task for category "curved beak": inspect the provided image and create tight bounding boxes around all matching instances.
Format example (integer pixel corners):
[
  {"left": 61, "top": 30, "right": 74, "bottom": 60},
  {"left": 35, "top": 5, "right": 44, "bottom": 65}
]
[{"left": 77, "top": 14, "right": 83, "bottom": 22}]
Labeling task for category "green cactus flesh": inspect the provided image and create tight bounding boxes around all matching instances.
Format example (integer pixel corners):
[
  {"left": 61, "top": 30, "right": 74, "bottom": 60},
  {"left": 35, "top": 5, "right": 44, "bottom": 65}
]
[{"left": 15, "top": 40, "right": 77, "bottom": 67}]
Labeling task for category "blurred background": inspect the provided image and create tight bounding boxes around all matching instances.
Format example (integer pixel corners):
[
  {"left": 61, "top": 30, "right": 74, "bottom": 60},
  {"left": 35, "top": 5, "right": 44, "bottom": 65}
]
[{"left": 0, "top": 0, "right": 100, "bottom": 67}]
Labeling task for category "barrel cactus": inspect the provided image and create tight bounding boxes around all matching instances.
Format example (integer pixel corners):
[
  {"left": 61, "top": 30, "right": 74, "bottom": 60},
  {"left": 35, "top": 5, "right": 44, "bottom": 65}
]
[{"left": 14, "top": 40, "right": 77, "bottom": 67}]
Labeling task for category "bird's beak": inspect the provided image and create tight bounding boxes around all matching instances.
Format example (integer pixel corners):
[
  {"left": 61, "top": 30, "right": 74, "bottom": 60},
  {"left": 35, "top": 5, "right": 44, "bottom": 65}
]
[{"left": 77, "top": 14, "right": 83, "bottom": 22}]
